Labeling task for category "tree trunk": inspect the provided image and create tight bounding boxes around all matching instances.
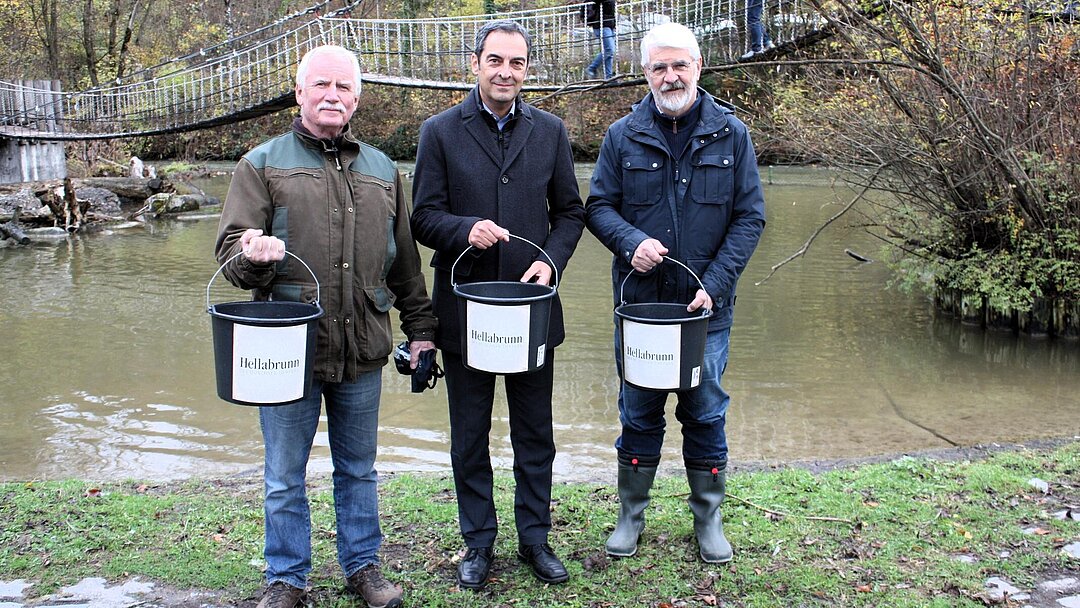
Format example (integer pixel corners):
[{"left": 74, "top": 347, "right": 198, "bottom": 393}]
[
  {"left": 0, "top": 208, "right": 31, "bottom": 245},
  {"left": 114, "top": 0, "right": 146, "bottom": 81},
  {"left": 83, "top": 0, "right": 100, "bottom": 87},
  {"left": 62, "top": 177, "right": 85, "bottom": 232},
  {"left": 31, "top": 0, "right": 62, "bottom": 78},
  {"left": 75, "top": 176, "right": 169, "bottom": 201}
]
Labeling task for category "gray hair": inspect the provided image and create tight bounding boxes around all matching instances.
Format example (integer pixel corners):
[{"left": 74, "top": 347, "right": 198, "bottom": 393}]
[
  {"left": 474, "top": 20, "right": 532, "bottom": 61},
  {"left": 640, "top": 22, "right": 701, "bottom": 66},
  {"left": 295, "top": 45, "right": 363, "bottom": 94}
]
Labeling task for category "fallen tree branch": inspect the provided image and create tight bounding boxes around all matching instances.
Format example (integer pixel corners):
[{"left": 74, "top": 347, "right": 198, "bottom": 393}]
[
  {"left": 667, "top": 490, "right": 854, "bottom": 524},
  {"left": 756, "top": 163, "right": 887, "bottom": 285},
  {"left": 0, "top": 206, "right": 31, "bottom": 244},
  {"left": 726, "top": 492, "right": 854, "bottom": 524}
]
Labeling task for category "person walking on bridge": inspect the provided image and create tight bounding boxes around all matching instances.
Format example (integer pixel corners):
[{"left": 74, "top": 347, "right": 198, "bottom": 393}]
[
  {"left": 215, "top": 44, "right": 437, "bottom": 608},
  {"left": 411, "top": 20, "right": 585, "bottom": 591},
  {"left": 585, "top": 22, "right": 765, "bottom": 564},
  {"left": 582, "top": 0, "right": 618, "bottom": 79},
  {"left": 740, "top": 0, "right": 774, "bottom": 59}
]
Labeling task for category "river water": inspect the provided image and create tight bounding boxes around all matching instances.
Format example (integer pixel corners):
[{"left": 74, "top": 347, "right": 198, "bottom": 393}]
[{"left": 1, "top": 164, "right": 1077, "bottom": 482}]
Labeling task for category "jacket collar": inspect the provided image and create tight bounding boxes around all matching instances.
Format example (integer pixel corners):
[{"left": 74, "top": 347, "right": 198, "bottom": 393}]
[
  {"left": 291, "top": 117, "right": 361, "bottom": 152},
  {"left": 627, "top": 88, "right": 732, "bottom": 140},
  {"left": 460, "top": 86, "right": 535, "bottom": 168}
]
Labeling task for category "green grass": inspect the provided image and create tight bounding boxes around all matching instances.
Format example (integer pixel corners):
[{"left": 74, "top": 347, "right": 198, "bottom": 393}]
[{"left": 1, "top": 442, "right": 1077, "bottom": 607}]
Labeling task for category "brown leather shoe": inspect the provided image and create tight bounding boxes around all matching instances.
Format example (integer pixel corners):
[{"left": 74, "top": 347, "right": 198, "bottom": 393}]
[
  {"left": 346, "top": 563, "right": 403, "bottom": 608},
  {"left": 256, "top": 581, "right": 304, "bottom": 608}
]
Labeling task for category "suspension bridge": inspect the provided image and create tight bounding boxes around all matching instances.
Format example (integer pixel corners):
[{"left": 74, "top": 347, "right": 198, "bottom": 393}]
[{"left": 0, "top": 0, "right": 825, "bottom": 143}]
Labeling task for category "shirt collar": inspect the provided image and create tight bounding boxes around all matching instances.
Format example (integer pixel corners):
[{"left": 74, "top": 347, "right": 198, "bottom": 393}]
[{"left": 480, "top": 98, "right": 517, "bottom": 131}]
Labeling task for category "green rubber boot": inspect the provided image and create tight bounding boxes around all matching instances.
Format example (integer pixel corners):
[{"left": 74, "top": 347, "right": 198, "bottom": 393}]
[
  {"left": 686, "top": 461, "right": 733, "bottom": 563},
  {"left": 605, "top": 453, "right": 659, "bottom": 557}
]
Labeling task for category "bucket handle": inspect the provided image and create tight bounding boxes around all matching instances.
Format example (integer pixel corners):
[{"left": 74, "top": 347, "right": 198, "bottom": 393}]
[
  {"left": 206, "top": 250, "right": 321, "bottom": 311},
  {"left": 449, "top": 233, "right": 559, "bottom": 291},
  {"left": 618, "top": 256, "right": 710, "bottom": 317}
]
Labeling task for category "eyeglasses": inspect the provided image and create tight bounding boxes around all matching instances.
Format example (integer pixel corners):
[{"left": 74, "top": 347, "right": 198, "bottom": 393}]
[{"left": 647, "top": 61, "right": 693, "bottom": 77}]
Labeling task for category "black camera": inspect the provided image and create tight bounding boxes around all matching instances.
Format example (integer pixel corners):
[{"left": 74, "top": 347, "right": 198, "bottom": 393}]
[{"left": 392, "top": 341, "right": 443, "bottom": 393}]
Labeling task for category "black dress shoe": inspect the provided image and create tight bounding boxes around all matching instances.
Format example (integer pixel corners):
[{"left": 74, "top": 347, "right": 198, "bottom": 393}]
[
  {"left": 517, "top": 543, "right": 569, "bottom": 584},
  {"left": 457, "top": 546, "right": 493, "bottom": 590}
]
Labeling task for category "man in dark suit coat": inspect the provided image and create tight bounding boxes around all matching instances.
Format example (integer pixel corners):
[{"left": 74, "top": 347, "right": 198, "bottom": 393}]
[{"left": 411, "top": 20, "right": 585, "bottom": 591}]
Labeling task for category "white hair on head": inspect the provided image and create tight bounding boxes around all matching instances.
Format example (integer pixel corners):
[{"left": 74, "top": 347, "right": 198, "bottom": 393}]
[
  {"left": 295, "top": 45, "right": 363, "bottom": 94},
  {"left": 640, "top": 22, "right": 701, "bottom": 66}
]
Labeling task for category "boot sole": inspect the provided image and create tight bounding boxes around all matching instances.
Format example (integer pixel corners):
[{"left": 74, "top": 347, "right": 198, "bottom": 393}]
[
  {"left": 700, "top": 552, "right": 733, "bottom": 564},
  {"left": 345, "top": 582, "right": 403, "bottom": 608},
  {"left": 605, "top": 528, "right": 643, "bottom": 558},
  {"left": 456, "top": 576, "right": 488, "bottom": 591}
]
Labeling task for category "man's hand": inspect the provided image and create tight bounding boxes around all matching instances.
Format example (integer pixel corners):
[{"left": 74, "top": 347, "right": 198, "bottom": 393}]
[
  {"left": 519, "top": 261, "right": 553, "bottom": 286},
  {"left": 409, "top": 340, "right": 437, "bottom": 369},
  {"left": 468, "top": 220, "right": 511, "bottom": 249},
  {"left": 239, "top": 229, "right": 285, "bottom": 264},
  {"left": 688, "top": 289, "right": 714, "bottom": 313},
  {"left": 631, "top": 238, "right": 668, "bottom": 273}
]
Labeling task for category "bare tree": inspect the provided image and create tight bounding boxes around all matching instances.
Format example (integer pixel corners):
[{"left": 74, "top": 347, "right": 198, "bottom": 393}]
[
  {"left": 757, "top": 0, "right": 1079, "bottom": 314},
  {"left": 29, "top": 0, "right": 62, "bottom": 77}
]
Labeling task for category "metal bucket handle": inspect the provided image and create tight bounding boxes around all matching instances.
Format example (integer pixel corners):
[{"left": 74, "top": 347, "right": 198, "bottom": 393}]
[
  {"left": 618, "top": 256, "right": 710, "bottom": 317},
  {"left": 206, "top": 250, "right": 321, "bottom": 311},
  {"left": 450, "top": 233, "right": 559, "bottom": 291}
]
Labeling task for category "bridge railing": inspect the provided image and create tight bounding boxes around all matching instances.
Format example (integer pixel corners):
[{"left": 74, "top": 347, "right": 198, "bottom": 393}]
[{"left": 0, "top": 0, "right": 828, "bottom": 140}]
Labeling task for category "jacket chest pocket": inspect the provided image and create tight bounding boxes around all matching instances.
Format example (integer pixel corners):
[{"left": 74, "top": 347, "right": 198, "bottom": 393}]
[
  {"left": 349, "top": 172, "right": 396, "bottom": 239},
  {"left": 689, "top": 154, "right": 733, "bottom": 206},
  {"left": 349, "top": 173, "right": 395, "bottom": 213},
  {"left": 266, "top": 167, "right": 325, "bottom": 203},
  {"left": 622, "top": 154, "right": 665, "bottom": 206}
]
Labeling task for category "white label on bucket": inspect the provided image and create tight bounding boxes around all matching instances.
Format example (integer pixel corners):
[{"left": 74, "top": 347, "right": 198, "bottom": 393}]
[
  {"left": 232, "top": 323, "right": 307, "bottom": 403},
  {"left": 536, "top": 345, "right": 546, "bottom": 368},
  {"left": 691, "top": 366, "right": 701, "bottom": 388},
  {"left": 465, "top": 300, "right": 529, "bottom": 373},
  {"left": 623, "top": 320, "right": 682, "bottom": 389}
]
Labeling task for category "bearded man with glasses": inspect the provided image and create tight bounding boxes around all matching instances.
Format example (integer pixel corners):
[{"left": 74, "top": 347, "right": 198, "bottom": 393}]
[{"left": 584, "top": 21, "right": 766, "bottom": 564}]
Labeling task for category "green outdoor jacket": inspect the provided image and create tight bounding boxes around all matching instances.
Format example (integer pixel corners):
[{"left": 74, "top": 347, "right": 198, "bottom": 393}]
[{"left": 215, "top": 120, "right": 436, "bottom": 382}]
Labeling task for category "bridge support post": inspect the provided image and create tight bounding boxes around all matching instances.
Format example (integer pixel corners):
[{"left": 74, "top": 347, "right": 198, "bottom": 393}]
[{"left": 0, "top": 79, "right": 67, "bottom": 184}]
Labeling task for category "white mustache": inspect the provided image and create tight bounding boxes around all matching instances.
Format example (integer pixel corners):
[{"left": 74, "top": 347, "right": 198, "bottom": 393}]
[
  {"left": 317, "top": 102, "right": 345, "bottom": 112},
  {"left": 660, "top": 81, "right": 686, "bottom": 92}
]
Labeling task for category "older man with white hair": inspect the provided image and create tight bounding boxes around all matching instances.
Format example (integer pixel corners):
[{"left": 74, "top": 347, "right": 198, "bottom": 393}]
[
  {"left": 215, "top": 44, "right": 436, "bottom": 608},
  {"left": 585, "top": 22, "right": 766, "bottom": 564}
]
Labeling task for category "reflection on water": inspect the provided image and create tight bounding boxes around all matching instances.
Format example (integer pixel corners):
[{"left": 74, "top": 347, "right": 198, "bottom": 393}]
[{"left": 1, "top": 165, "right": 1077, "bottom": 483}]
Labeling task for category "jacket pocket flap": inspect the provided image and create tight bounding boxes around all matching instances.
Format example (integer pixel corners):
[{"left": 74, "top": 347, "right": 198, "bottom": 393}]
[
  {"left": 271, "top": 282, "right": 318, "bottom": 304},
  {"left": 363, "top": 286, "right": 396, "bottom": 313},
  {"left": 695, "top": 154, "right": 734, "bottom": 169},
  {"left": 623, "top": 155, "right": 665, "bottom": 171}
]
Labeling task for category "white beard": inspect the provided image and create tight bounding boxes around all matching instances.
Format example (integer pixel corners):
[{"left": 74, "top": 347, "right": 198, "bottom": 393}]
[{"left": 653, "top": 83, "right": 694, "bottom": 115}]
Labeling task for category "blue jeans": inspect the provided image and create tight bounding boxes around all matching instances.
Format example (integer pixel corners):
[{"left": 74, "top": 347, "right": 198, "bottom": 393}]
[
  {"left": 746, "top": 0, "right": 772, "bottom": 52},
  {"left": 259, "top": 371, "right": 383, "bottom": 589},
  {"left": 587, "top": 27, "right": 616, "bottom": 78},
  {"left": 614, "top": 327, "right": 731, "bottom": 462}
]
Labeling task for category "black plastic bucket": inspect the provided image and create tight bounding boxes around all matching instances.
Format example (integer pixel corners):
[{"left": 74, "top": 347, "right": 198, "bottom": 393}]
[
  {"left": 615, "top": 257, "right": 711, "bottom": 391},
  {"left": 207, "top": 251, "right": 324, "bottom": 406},
  {"left": 451, "top": 234, "right": 557, "bottom": 374}
]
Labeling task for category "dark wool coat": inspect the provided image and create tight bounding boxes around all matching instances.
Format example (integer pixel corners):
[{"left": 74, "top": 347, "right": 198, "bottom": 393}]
[{"left": 411, "top": 88, "right": 585, "bottom": 355}]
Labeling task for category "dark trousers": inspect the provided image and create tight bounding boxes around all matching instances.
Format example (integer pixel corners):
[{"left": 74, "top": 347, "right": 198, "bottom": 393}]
[{"left": 442, "top": 350, "right": 556, "bottom": 548}]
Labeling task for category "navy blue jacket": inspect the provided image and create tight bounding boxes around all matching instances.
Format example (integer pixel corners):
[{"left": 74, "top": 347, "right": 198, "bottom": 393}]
[
  {"left": 411, "top": 88, "right": 585, "bottom": 354},
  {"left": 585, "top": 90, "right": 766, "bottom": 330}
]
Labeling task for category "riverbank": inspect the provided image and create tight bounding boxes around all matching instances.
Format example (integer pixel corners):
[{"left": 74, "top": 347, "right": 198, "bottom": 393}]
[{"left": 2, "top": 440, "right": 1077, "bottom": 607}]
